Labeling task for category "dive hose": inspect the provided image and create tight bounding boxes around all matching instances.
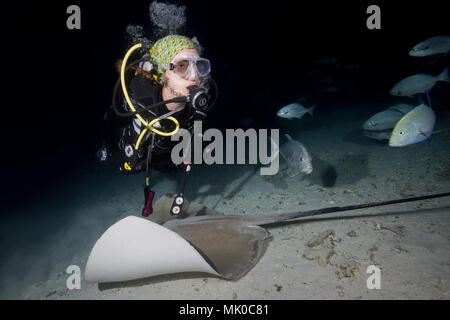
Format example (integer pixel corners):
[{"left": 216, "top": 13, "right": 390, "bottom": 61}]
[{"left": 119, "top": 43, "right": 180, "bottom": 138}]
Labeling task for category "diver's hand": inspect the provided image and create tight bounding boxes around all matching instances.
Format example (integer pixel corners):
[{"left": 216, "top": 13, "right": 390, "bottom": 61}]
[
  {"left": 119, "top": 159, "right": 145, "bottom": 175},
  {"left": 95, "top": 146, "right": 112, "bottom": 162}
]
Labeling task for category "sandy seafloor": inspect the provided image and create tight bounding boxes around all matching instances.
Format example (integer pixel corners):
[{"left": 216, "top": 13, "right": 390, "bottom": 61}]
[{"left": 1, "top": 95, "right": 450, "bottom": 300}]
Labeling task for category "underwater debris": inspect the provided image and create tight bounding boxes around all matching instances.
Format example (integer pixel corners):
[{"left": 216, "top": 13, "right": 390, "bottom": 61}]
[
  {"left": 336, "top": 285, "right": 345, "bottom": 297},
  {"left": 307, "top": 230, "right": 335, "bottom": 247},
  {"left": 374, "top": 222, "right": 406, "bottom": 236},
  {"left": 346, "top": 230, "right": 357, "bottom": 237},
  {"left": 336, "top": 261, "right": 360, "bottom": 280},
  {"left": 303, "top": 247, "right": 336, "bottom": 267},
  {"left": 394, "top": 245, "right": 409, "bottom": 253}
]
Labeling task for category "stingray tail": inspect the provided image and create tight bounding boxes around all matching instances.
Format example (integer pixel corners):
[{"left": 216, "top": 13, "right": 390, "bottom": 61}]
[{"left": 244, "top": 210, "right": 321, "bottom": 226}]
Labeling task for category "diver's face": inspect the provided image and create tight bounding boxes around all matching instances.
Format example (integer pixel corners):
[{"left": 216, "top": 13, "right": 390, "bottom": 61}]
[{"left": 164, "top": 49, "right": 202, "bottom": 96}]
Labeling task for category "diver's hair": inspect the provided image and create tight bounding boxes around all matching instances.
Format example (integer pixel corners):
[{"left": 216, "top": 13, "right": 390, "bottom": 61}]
[{"left": 159, "top": 73, "right": 168, "bottom": 86}]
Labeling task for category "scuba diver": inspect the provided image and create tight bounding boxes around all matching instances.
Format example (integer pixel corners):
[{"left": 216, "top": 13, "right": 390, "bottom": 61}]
[{"left": 97, "top": 34, "right": 218, "bottom": 217}]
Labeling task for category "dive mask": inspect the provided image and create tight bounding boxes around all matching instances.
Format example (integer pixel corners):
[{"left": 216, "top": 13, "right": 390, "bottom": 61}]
[{"left": 169, "top": 54, "right": 211, "bottom": 80}]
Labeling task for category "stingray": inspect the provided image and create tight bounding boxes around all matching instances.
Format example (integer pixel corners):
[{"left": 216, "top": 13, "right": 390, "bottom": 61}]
[
  {"left": 85, "top": 192, "right": 450, "bottom": 283},
  {"left": 85, "top": 194, "right": 299, "bottom": 283}
]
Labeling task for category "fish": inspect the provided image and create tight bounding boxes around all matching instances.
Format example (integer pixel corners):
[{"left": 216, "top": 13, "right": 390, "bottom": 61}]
[
  {"left": 238, "top": 117, "right": 256, "bottom": 127},
  {"left": 387, "top": 103, "right": 417, "bottom": 114},
  {"left": 336, "top": 62, "right": 360, "bottom": 71},
  {"left": 324, "top": 86, "right": 340, "bottom": 93},
  {"left": 318, "top": 76, "right": 334, "bottom": 85},
  {"left": 363, "top": 129, "right": 392, "bottom": 141},
  {"left": 363, "top": 109, "right": 404, "bottom": 131},
  {"left": 315, "top": 58, "right": 338, "bottom": 65},
  {"left": 279, "top": 134, "right": 313, "bottom": 177},
  {"left": 300, "top": 68, "right": 320, "bottom": 78},
  {"left": 389, "top": 103, "right": 436, "bottom": 147},
  {"left": 409, "top": 35, "right": 450, "bottom": 57},
  {"left": 362, "top": 104, "right": 414, "bottom": 131},
  {"left": 390, "top": 67, "right": 449, "bottom": 97},
  {"left": 277, "top": 103, "right": 317, "bottom": 120}
]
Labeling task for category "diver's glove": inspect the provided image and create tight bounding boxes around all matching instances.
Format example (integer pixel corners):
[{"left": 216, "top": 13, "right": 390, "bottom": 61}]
[{"left": 95, "top": 146, "right": 112, "bottom": 162}]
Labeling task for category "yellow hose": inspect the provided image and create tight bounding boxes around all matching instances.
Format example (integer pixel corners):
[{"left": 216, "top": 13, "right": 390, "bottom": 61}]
[
  {"left": 120, "top": 43, "right": 180, "bottom": 150},
  {"left": 135, "top": 128, "right": 149, "bottom": 150}
]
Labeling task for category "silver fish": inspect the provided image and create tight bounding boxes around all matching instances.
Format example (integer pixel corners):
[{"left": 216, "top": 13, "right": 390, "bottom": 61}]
[
  {"left": 409, "top": 35, "right": 450, "bottom": 57},
  {"left": 363, "top": 109, "right": 405, "bottom": 131},
  {"left": 279, "top": 134, "right": 313, "bottom": 177},
  {"left": 363, "top": 129, "right": 392, "bottom": 141},
  {"left": 387, "top": 103, "right": 416, "bottom": 114},
  {"left": 315, "top": 58, "right": 338, "bottom": 65},
  {"left": 390, "top": 67, "right": 449, "bottom": 97},
  {"left": 363, "top": 104, "right": 414, "bottom": 131},
  {"left": 277, "top": 103, "right": 317, "bottom": 120}
]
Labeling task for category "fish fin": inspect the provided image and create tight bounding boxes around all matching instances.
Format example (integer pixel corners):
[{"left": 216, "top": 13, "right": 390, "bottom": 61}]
[
  {"left": 425, "top": 90, "right": 432, "bottom": 108},
  {"left": 437, "top": 66, "right": 449, "bottom": 83},
  {"left": 285, "top": 167, "right": 300, "bottom": 178},
  {"left": 419, "top": 130, "right": 427, "bottom": 137},
  {"left": 285, "top": 134, "right": 293, "bottom": 141},
  {"left": 419, "top": 130, "right": 434, "bottom": 139}
]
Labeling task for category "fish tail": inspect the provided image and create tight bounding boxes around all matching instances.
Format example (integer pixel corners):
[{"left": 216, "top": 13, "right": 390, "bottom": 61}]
[
  {"left": 437, "top": 67, "right": 449, "bottom": 83},
  {"left": 308, "top": 105, "right": 317, "bottom": 117}
]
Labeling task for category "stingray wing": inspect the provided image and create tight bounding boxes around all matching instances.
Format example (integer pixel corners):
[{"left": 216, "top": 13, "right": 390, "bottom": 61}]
[
  {"left": 165, "top": 216, "right": 272, "bottom": 280},
  {"left": 84, "top": 216, "right": 219, "bottom": 283}
]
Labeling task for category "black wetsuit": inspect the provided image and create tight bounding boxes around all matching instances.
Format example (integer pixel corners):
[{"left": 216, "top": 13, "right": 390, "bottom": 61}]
[{"left": 101, "top": 69, "right": 213, "bottom": 173}]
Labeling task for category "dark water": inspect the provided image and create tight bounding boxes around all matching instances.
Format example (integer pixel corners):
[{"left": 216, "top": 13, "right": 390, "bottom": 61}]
[{"left": 1, "top": 0, "right": 449, "bottom": 299}]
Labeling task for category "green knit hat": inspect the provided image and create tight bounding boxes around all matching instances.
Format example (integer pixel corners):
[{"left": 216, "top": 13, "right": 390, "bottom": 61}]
[{"left": 149, "top": 35, "right": 199, "bottom": 77}]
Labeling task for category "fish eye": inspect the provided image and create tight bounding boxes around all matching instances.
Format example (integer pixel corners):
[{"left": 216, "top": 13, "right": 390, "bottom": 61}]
[{"left": 399, "top": 130, "right": 406, "bottom": 135}]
